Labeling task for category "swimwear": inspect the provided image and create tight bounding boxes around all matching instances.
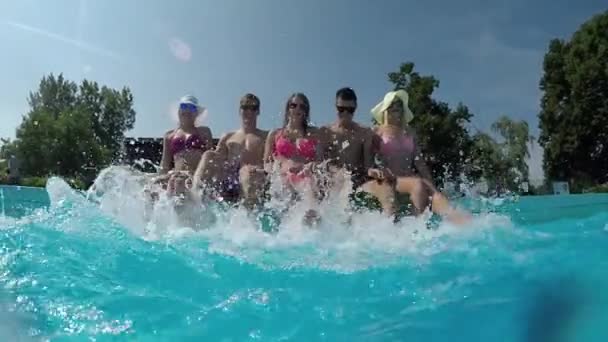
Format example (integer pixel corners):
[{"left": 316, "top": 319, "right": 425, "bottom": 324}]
[
  {"left": 378, "top": 134, "right": 414, "bottom": 158},
  {"left": 219, "top": 162, "right": 241, "bottom": 202},
  {"left": 273, "top": 130, "right": 319, "bottom": 184},
  {"left": 273, "top": 130, "right": 318, "bottom": 161},
  {"left": 171, "top": 133, "right": 207, "bottom": 154}
]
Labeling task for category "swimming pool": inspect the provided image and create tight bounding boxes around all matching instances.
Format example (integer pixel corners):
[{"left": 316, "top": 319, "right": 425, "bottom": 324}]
[{"left": 1, "top": 172, "right": 607, "bottom": 341}]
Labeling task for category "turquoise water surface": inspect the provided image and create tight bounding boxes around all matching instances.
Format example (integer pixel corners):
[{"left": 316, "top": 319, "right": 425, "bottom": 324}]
[{"left": 1, "top": 173, "right": 607, "bottom": 341}]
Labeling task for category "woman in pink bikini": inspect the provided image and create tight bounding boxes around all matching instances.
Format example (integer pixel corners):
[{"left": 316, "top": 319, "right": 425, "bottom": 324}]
[
  {"left": 361, "top": 90, "right": 470, "bottom": 224},
  {"left": 263, "top": 93, "right": 325, "bottom": 224},
  {"left": 157, "top": 95, "right": 213, "bottom": 196}
]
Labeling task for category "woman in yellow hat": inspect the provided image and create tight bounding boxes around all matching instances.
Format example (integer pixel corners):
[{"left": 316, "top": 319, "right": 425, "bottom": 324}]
[{"left": 360, "top": 90, "right": 470, "bottom": 224}]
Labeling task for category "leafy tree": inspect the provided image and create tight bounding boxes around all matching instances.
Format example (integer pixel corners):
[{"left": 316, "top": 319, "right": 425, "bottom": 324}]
[
  {"left": 538, "top": 11, "right": 608, "bottom": 185},
  {"left": 10, "top": 73, "right": 135, "bottom": 183},
  {"left": 0, "top": 138, "right": 17, "bottom": 160},
  {"left": 470, "top": 116, "right": 533, "bottom": 193},
  {"left": 491, "top": 116, "right": 534, "bottom": 183},
  {"left": 385, "top": 62, "right": 474, "bottom": 182}
]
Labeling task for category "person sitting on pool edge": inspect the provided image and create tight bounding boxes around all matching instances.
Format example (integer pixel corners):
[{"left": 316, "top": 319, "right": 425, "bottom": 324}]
[
  {"left": 144, "top": 95, "right": 213, "bottom": 205},
  {"left": 319, "top": 87, "right": 375, "bottom": 204},
  {"left": 359, "top": 89, "right": 471, "bottom": 224},
  {"left": 263, "top": 92, "right": 326, "bottom": 225},
  {"left": 192, "top": 93, "right": 268, "bottom": 211}
]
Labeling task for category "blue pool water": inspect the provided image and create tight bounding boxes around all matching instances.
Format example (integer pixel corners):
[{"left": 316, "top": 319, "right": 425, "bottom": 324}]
[{"left": 1, "top": 173, "right": 607, "bottom": 341}]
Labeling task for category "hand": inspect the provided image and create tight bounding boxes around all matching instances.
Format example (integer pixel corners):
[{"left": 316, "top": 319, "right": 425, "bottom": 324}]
[
  {"left": 368, "top": 168, "right": 395, "bottom": 183},
  {"left": 298, "top": 162, "right": 316, "bottom": 177},
  {"left": 368, "top": 168, "right": 385, "bottom": 180},
  {"left": 288, "top": 165, "right": 304, "bottom": 174},
  {"left": 252, "top": 166, "right": 266, "bottom": 175}
]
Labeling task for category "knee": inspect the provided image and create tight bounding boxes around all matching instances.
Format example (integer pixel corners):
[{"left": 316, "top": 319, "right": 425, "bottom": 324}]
[
  {"left": 420, "top": 178, "right": 437, "bottom": 193},
  {"left": 239, "top": 165, "right": 265, "bottom": 189},
  {"left": 410, "top": 178, "right": 425, "bottom": 193},
  {"left": 201, "top": 150, "right": 220, "bottom": 165}
]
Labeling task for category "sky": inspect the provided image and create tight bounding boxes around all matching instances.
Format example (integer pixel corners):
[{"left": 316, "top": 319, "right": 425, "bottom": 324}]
[{"left": 0, "top": 0, "right": 606, "bottom": 181}]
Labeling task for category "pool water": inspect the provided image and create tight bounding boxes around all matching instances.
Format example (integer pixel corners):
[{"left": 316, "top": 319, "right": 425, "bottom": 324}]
[{"left": 1, "top": 170, "right": 607, "bottom": 341}]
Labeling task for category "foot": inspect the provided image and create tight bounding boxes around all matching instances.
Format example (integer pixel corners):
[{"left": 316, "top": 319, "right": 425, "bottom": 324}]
[
  {"left": 303, "top": 209, "right": 321, "bottom": 226},
  {"left": 446, "top": 210, "right": 472, "bottom": 225}
]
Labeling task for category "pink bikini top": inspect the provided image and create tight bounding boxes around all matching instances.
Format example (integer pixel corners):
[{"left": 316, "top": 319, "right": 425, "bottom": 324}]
[
  {"left": 378, "top": 133, "right": 415, "bottom": 158},
  {"left": 273, "top": 130, "right": 318, "bottom": 162},
  {"left": 170, "top": 133, "right": 207, "bottom": 154}
]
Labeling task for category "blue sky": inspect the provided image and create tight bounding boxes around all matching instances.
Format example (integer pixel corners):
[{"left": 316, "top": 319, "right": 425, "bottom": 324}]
[{"left": 0, "top": 0, "right": 606, "bottom": 180}]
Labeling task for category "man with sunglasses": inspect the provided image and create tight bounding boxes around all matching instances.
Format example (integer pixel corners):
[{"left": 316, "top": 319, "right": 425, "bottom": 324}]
[
  {"left": 321, "top": 87, "right": 374, "bottom": 191},
  {"left": 193, "top": 93, "right": 268, "bottom": 210}
]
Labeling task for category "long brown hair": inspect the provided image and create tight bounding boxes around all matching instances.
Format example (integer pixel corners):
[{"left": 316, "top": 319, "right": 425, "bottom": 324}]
[{"left": 283, "top": 93, "right": 310, "bottom": 133}]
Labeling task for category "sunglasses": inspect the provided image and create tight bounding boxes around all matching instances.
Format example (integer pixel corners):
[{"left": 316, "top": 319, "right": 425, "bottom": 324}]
[
  {"left": 179, "top": 103, "right": 199, "bottom": 113},
  {"left": 336, "top": 106, "right": 356, "bottom": 114},
  {"left": 241, "top": 104, "right": 259, "bottom": 111},
  {"left": 288, "top": 102, "right": 309, "bottom": 111}
]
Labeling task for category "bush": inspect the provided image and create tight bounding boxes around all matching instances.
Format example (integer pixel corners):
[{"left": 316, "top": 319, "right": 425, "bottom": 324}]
[
  {"left": 66, "top": 177, "right": 87, "bottom": 190},
  {"left": 20, "top": 177, "right": 48, "bottom": 188},
  {"left": 584, "top": 184, "right": 608, "bottom": 193}
]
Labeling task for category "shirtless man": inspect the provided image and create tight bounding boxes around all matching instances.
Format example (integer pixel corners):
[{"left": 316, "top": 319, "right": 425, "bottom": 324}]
[
  {"left": 321, "top": 87, "right": 374, "bottom": 192},
  {"left": 192, "top": 93, "right": 268, "bottom": 210}
]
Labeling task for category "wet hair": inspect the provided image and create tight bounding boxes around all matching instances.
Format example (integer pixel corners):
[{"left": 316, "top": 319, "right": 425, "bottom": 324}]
[
  {"left": 283, "top": 93, "right": 310, "bottom": 133},
  {"left": 336, "top": 87, "right": 357, "bottom": 103},
  {"left": 240, "top": 93, "right": 260, "bottom": 108}
]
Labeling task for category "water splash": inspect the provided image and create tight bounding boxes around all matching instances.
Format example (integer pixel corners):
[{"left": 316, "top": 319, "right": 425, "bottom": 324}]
[
  {"left": 2, "top": 170, "right": 608, "bottom": 340},
  {"left": 41, "top": 166, "right": 508, "bottom": 273},
  {"left": 0, "top": 188, "right": 5, "bottom": 217}
]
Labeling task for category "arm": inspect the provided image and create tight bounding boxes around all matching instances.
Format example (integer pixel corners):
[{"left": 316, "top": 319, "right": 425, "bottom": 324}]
[
  {"left": 192, "top": 132, "right": 231, "bottom": 190},
  {"left": 159, "top": 130, "right": 174, "bottom": 174},
  {"left": 362, "top": 127, "right": 374, "bottom": 171},
  {"left": 411, "top": 130, "right": 434, "bottom": 183},
  {"left": 191, "top": 150, "right": 206, "bottom": 191},
  {"left": 311, "top": 127, "right": 326, "bottom": 163},
  {"left": 366, "top": 129, "right": 393, "bottom": 181},
  {"left": 317, "top": 126, "right": 331, "bottom": 161},
  {"left": 198, "top": 126, "right": 214, "bottom": 151},
  {"left": 214, "top": 132, "right": 232, "bottom": 158},
  {"left": 263, "top": 129, "right": 279, "bottom": 173}
]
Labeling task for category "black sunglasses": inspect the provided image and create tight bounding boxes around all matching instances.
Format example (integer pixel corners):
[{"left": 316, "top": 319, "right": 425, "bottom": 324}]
[
  {"left": 336, "top": 106, "right": 356, "bottom": 114},
  {"left": 241, "top": 104, "right": 259, "bottom": 111},
  {"left": 288, "top": 102, "right": 309, "bottom": 111}
]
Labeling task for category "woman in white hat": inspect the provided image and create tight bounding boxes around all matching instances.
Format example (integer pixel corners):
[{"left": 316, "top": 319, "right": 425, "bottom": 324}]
[
  {"left": 360, "top": 90, "right": 470, "bottom": 224},
  {"left": 156, "top": 95, "right": 213, "bottom": 196}
]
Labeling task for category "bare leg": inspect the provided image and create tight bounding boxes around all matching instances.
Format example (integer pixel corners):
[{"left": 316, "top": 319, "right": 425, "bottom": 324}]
[
  {"left": 167, "top": 172, "right": 190, "bottom": 197},
  {"left": 394, "top": 177, "right": 432, "bottom": 215},
  {"left": 288, "top": 174, "right": 322, "bottom": 226},
  {"left": 429, "top": 191, "right": 471, "bottom": 224},
  {"left": 360, "top": 180, "right": 396, "bottom": 216},
  {"left": 361, "top": 176, "right": 471, "bottom": 224},
  {"left": 239, "top": 165, "right": 267, "bottom": 210},
  {"left": 395, "top": 177, "right": 471, "bottom": 224},
  {"left": 192, "top": 150, "right": 227, "bottom": 198}
]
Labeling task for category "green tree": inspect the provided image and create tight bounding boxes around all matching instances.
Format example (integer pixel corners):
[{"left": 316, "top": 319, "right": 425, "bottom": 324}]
[
  {"left": 538, "top": 11, "right": 608, "bottom": 186},
  {"left": 0, "top": 138, "right": 17, "bottom": 160},
  {"left": 385, "top": 62, "right": 474, "bottom": 182},
  {"left": 11, "top": 73, "right": 135, "bottom": 183},
  {"left": 491, "top": 116, "right": 534, "bottom": 182},
  {"left": 469, "top": 132, "right": 503, "bottom": 189},
  {"left": 469, "top": 117, "right": 533, "bottom": 193}
]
